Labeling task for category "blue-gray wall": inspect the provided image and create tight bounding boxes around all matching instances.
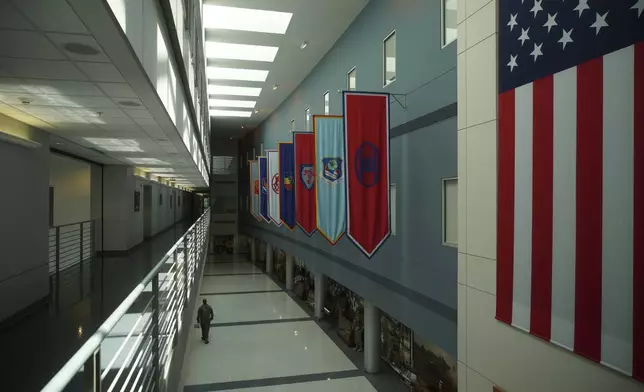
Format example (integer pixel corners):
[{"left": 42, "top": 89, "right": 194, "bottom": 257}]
[{"left": 239, "top": 0, "right": 458, "bottom": 355}]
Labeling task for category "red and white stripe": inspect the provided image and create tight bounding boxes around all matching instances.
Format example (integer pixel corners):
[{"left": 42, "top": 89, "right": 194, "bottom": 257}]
[{"left": 497, "top": 42, "right": 644, "bottom": 380}]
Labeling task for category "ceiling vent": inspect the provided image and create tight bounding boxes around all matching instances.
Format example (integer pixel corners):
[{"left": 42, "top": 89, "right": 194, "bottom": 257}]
[
  {"left": 63, "top": 43, "right": 101, "bottom": 56},
  {"left": 118, "top": 100, "right": 141, "bottom": 107}
]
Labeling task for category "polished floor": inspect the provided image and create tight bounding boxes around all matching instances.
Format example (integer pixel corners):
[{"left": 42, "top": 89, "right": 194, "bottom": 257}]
[
  {"left": 180, "top": 255, "right": 408, "bottom": 392},
  {"left": 0, "top": 221, "right": 193, "bottom": 392}
]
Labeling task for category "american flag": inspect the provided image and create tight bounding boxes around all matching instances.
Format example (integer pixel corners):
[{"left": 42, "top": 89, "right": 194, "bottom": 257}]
[{"left": 496, "top": 0, "right": 644, "bottom": 380}]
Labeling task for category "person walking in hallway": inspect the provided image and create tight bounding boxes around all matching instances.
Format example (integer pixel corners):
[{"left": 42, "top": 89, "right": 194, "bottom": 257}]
[{"left": 197, "top": 298, "right": 214, "bottom": 343}]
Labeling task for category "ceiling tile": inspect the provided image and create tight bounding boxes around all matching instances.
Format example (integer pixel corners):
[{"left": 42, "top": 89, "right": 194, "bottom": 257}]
[
  {"left": 0, "top": 78, "right": 39, "bottom": 93},
  {"left": 71, "top": 108, "right": 127, "bottom": 118},
  {"left": 124, "top": 109, "right": 152, "bottom": 119},
  {"left": 47, "top": 33, "right": 110, "bottom": 63},
  {"left": 97, "top": 82, "right": 137, "bottom": 98},
  {"left": 0, "top": 58, "right": 88, "bottom": 80},
  {"left": 133, "top": 118, "right": 158, "bottom": 126},
  {"left": 76, "top": 62, "right": 124, "bottom": 83},
  {"left": 0, "top": 31, "right": 65, "bottom": 60},
  {"left": 12, "top": 0, "right": 88, "bottom": 34},
  {"left": 89, "top": 116, "right": 134, "bottom": 126},
  {"left": 34, "top": 80, "right": 105, "bottom": 97},
  {"left": 66, "top": 96, "right": 117, "bottom": 108},
  {"left": 0, "top": 2, "right": 35, "bottom": 29},
  {"left": 98, "top": 124, "right": 142, "bottom": 132}
]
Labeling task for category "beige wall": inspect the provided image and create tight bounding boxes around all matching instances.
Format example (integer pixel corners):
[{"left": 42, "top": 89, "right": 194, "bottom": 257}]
[
  {"left": 50, "top": 153, "right": 91, "bottom": 226},
  {"left": 456, "top": 1, "right": 643, "bottom": 391}
]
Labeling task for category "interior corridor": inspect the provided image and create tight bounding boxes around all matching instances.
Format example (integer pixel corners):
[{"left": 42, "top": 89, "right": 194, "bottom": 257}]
[
  {"left": 0, "top": 220, "right": 193, "bottom": 392},
  {"left": 180, "top": 254, "right": 407, "bottom": 392}
]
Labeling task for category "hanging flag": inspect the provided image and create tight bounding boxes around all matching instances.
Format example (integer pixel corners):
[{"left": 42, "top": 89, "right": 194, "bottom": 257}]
[
  {"left": 267, "top": 149, "right": 281, "bottom": 226},
  {"left": 259, "top": 156, "right": 270, "bottom": 222},
  {"left": 497, "top": 0, "right": 644, "bottom": 380},
  {"left": 279, "top": 142, "right": 296, "bottom": 229},
  {"left": 344, "top": 92, "right": 391, "bottom": 258},
  {"left": 314, "top": 115, "right": 345, "bottom": 245},
  {"left": 294, "top": 132, "right": 316, "bottom": 236},
  {"left": 250, "top": 160, "right": 260, "bottom": 220}
]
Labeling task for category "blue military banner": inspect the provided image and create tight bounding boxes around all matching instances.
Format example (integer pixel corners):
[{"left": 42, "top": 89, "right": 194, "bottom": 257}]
[
  {"left": 259, "top": 156, "right": 270, "bottom": 222},
  {"left": 314, "top": 115, "right": 346, "bottom": 245},
  {"left": 279, "top": 142, "right": 296, "bottom": 230}
]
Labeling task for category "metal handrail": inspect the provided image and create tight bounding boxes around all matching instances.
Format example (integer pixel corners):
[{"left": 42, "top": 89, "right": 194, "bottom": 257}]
[{"left": 41, "top": 208, "right": 211, "bottom": 392}]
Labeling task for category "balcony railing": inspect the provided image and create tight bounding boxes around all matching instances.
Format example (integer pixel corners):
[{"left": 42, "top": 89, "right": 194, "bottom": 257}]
[
  {"left": 41, "top": 208, "right": 210, "bottom": 392},
  {"left": 48, "top": 220, "right": 94, "bottom": 314}
]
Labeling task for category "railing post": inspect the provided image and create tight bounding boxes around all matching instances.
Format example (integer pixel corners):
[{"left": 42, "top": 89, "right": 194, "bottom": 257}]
[
  {"left": 183, "top": 235, "right": 189, "bottom": 295},
  {"left": 83, "top": 348, "right": 101, "bottom": 392},
  {"left": 55, "top": 226, "right": 61, "bottom": 315},
  {"left": 152, "top": 272, "right": 160, "bottom": 392},
  {"left": 80, "top": 223, "right": 84, "bottom": 298}
]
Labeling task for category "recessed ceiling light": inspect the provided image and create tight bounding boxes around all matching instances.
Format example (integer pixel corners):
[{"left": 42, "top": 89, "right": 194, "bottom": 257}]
[
  {"left": 300, "top": 41, "right": 308, "bottom": 49},
  {"left": 209, "top": 99, "right": 256, "bottom": 109},
  {"left": 241, "top": 125, "right": 245, "bottom": 129},
  {"left": 84, "top": 138, "right": 142, "bottom": 152},
  {"left": 127, "top": 158, "right": 168, "bottom": 165},
  {"left": 208, "top": 85, "right": 262, "bottom": 97},
  {"left": 207, "top": 66, "right": 269, "bottom": 82},
  {"left": 211, "top": 109, "right": 253, "bottom": 118},
  {"left": 202, "top": 5, "right": 293, "bottom": 34},
  {"left": 205, "top": 42, "right": 279, "bottom": 62},
  {"left": 229, "top": 137, "right": 233, "bottom": 140},
  {"left": 254, "top": 110, "right": 259, "bottom": 114},
  {"left": 272, "top": 84, "right": 278, "bottom": 90}
]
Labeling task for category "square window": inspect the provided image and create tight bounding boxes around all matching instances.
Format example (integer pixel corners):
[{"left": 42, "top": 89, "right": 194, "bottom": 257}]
[
  {"left": 347, "top": 67, "right": 356, "bottom": 91},
  {"left": 442, "top": 178, "right": 458, "bottom": 247},
  {"left": 305, "top": 108, "right": 311, "bottom": 131},
  {"left": 324, "top": 91, "right": 330, "bottom": 115},
  {"left": 383, "top": 31, "right": 396, "bottom": 86},
  {"left": 442, "top": 0, "right": 457, "bottom": 47}
]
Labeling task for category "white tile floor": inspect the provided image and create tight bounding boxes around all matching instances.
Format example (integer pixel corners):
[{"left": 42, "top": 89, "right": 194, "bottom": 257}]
[
  {"left": 199, "top": 274, "right": 281, "bottom": 294},
  {"left": 224, "top": 377, "right": 378, "bottom": 392},
  {"left": 202, "top": 291, "right": 308, "bottom": 324},
  {"left": 204, "top": 262, "right": 262, "bottom": 275},
  {"left": 181, "top": 260, "right": 378, "bottom": 391}
]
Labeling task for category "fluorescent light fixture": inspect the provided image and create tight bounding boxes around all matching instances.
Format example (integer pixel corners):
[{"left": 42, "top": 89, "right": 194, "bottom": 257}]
[
  {"left": 84, "top": 138, "right": 142, "bottom": 152},
  {"left": 211, "top": 109, "right": 253, "bottom": 118},
  {"left": 209, "top": 99, "right": 256, "bottom": 109},
  {"left": 127, "top": 158, "right": 169, "bottom": 165},
  {"left": 203, "top": 5, "right": 292, "bottom": 34},
  {"left": 207, "top": 66, "right": 269, "bottom": 82},
  {"left": 205, "top": 42, "right": 279, "bottom": 62},
  {"left": 208, "top": 85, "right": 262, "bottom": 97}
]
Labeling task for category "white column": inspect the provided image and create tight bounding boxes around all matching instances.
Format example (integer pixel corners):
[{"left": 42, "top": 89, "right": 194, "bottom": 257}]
[
  {"left": 314, "top": 271, "right": 326, "bottom": 320},
  {"left": 266, "top": 243, "right": 273, "bottom": 273},
  {"left": 285, "top": 253, "right": 294, "bottom": 291},
  {"left": 250, "top": 237, "right": 256, "bottom": 263},
  {"left": 364, "top": 300, "right": 381, "bottom": 373}
]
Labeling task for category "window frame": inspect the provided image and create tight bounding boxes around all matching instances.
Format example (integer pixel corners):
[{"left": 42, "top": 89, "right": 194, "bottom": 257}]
[
  {"left": 441, "top": 0, "right": 457, "bottom": 48},
  {"left": 382, "top": 29, "right": 397, "bottom": 87},
  {"left": 323, "top": 91, "right": 330, "bottom": 115},
  {"left": 442, "top": 177, "right": 458, "bottom": 247},
  {"left": 347, "top": 66, "right": 356, "bottom": 91}
]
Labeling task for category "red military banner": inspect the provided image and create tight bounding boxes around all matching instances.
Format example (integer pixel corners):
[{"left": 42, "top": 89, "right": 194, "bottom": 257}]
[
  {"left": 343, "top": 92, "right": 390, "bottom": 258},
  {"left": 294, "top": 132, "right": 316, "bottom": 236}
]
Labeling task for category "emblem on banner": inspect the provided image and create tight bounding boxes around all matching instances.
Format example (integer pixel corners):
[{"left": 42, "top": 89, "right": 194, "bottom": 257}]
[
  {"left": 300, "top": 164, "right": 315, "bottom": 190},
  {"left": 321, "top": 158, "right": 343, "bottom": 185},
  {"left": 261, "top": 178, "right": 268, "bottom": 194},
  {"left": 271, "top": 174, "right": 280, "bottom": 194},
  {"left": 254, "top": 180, "right": 259, "bottom": 194},
  {"left": 354, "top": 142, "right": 380, "bottom": 188},
  {"left": 284, "top": 173, "right": 294, "bottom": 191}
]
